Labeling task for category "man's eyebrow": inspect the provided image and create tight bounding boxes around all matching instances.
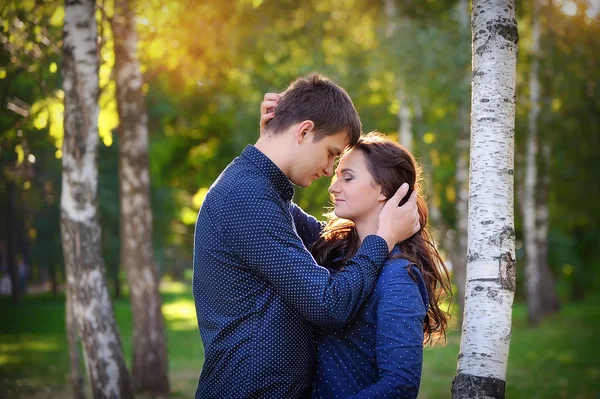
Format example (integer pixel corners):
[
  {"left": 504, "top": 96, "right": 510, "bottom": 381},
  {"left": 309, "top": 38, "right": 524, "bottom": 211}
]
[{"left": 331, "top": 147, "right": 343, "bottom": 156}]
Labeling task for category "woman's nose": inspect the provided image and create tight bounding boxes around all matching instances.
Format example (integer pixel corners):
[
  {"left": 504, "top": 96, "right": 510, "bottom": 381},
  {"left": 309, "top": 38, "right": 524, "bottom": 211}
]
[{"left": 328, "top": 178, "right": 340, "bottom": 194}]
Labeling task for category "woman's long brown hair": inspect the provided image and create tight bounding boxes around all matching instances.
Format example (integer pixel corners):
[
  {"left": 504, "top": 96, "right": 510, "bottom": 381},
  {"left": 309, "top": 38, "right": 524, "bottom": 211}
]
[{"left": 311, "top": 132, "right": 452, "bottom": 345}]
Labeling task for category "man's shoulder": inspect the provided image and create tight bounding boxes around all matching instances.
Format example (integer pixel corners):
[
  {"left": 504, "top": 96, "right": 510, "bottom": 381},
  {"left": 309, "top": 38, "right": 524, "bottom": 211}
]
[{"left": 210, "top": 158, "right": 268, "bottom": 197}]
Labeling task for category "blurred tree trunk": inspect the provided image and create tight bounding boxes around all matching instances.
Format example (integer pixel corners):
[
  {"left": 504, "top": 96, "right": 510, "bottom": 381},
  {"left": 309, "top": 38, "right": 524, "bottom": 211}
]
[
  {"left": 452, "top": 1, "right": 518, "bottom": 398},
  {"left": 398, "top": 90, "right": 412, "bottom": 151},
  {"left": 383, "top": 0, "right": 413, "bottom": 151},
  {"left": 6, "top": 180, "right": 19, "bottom": 302},
  {"left": 453, "top": 0, "right": 470, "bottom": 322},
  {"left": 112, "top": 0, "right": 170, "bottom": 394},
  {"left": 537, "top": 141, "right": 560, "bottom": 313},
  {"left": 49, "top": 261, "right": 58, "bottom": 297},
  {"left": 523, "top": 0, "right": 560, "bottom": 326},
  {"left": 61, "top": 0, "right": 133, "bottom": 397},
  {"left": 523, "top": 0, "right": 542, "bottom": 325},
  {"left": 66, "top": 287, "right": 86, "bottom": 399}
]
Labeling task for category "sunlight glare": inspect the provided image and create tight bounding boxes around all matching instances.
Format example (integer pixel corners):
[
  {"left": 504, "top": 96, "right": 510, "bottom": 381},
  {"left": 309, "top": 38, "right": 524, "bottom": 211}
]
[{"left": 561, "top": 1, "right": 578, "bottom": 16}]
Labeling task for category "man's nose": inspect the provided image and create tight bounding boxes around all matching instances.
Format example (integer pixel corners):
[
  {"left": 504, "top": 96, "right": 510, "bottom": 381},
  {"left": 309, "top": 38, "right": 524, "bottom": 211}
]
[{"left": 323, "top": 159, "right": 334, "bottom": 177}]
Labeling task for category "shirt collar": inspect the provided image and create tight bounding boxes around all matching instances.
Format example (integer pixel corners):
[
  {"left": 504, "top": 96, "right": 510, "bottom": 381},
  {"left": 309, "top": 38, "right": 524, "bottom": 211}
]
[{"left": 241, "top": 145, "right": 294, "bottom": 202}]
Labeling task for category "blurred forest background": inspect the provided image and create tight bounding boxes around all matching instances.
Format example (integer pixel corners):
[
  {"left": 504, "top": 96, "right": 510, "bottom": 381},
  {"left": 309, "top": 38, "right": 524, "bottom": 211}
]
[{"left": 0, "top": 0, "right": 599, "bottom": 397}]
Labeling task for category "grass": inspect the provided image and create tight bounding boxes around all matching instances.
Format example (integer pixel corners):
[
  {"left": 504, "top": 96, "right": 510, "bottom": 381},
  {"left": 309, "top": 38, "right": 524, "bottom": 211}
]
[{"left": 1, "top": 282, "right": 599, "bottom": 398}]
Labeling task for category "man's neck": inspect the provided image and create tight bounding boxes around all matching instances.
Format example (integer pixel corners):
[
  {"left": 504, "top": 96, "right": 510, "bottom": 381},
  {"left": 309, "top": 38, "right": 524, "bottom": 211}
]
[{"left": 254, "top": 136, "right": 292, "bottom": 179}]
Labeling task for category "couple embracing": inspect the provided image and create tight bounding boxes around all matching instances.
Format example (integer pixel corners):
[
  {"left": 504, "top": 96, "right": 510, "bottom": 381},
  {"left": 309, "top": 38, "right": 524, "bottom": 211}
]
[{"left": 193, "top": 73, "right": 452, "bottom": 399}]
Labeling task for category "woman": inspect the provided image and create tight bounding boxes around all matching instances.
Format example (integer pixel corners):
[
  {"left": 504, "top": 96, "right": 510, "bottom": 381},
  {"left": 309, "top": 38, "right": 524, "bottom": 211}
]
[{"left": 261, "top": 97, "right": 452, "bottom": 398}]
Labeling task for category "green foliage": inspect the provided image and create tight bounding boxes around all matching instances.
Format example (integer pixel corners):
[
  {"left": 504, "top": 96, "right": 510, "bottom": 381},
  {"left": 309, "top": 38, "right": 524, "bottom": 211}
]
[{"left": 0, "top": 0, "right": 598, "bottom": 299}]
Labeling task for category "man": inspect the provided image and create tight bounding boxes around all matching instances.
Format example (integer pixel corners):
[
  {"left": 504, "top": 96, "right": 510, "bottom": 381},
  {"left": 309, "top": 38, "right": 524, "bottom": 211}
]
[{"left": 193, "top": 73, "right": 419, "bottom": 398}]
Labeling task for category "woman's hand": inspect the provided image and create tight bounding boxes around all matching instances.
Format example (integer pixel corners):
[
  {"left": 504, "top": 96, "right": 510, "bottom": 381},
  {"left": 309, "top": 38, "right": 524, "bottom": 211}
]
[{"left": 260, "top": 92, "right": 283, "bottom": 134}]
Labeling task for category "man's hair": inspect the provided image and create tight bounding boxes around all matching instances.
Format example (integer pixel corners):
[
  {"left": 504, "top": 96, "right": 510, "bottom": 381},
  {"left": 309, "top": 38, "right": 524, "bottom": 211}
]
[{"left": 264, "top": 73, "right": 362, "bottom": 146}]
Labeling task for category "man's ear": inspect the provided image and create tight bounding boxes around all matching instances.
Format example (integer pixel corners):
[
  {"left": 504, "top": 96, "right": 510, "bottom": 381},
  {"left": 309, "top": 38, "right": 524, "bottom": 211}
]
[{"left": 294, "top": 120, "right": 315, "bottom": 144}]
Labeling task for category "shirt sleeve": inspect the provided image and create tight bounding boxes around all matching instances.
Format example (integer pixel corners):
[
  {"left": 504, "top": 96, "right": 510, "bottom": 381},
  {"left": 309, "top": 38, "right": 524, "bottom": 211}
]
[
  {"left": 348, "top": 260, "right": 426, "bottom": 399},
  {"left": 289, "top": 202, "right": 325, "bottom": 249},
  {"left": 222, "top": 185, "right": 389, "bottom": 330}
]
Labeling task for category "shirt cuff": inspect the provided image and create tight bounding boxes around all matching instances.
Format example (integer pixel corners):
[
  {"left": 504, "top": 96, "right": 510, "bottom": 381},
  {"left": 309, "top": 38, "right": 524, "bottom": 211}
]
[{"left": 357, "top": 235, "right": 390, "bottom": 271}]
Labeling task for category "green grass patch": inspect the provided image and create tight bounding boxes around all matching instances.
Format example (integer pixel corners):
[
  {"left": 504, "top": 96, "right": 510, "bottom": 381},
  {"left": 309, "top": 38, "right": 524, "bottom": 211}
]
[{"left": 1, "top": 283, "right": 599, "bottom": 398}]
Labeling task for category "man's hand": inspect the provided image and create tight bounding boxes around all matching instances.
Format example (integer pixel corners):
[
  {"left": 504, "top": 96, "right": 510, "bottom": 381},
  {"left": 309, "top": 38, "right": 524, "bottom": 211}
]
[
  {"left": 260, "top": 92, "right": 284, "bottom": 134},
  {"left": 376, "top": 183, "right": 420, "bottom": 252}
]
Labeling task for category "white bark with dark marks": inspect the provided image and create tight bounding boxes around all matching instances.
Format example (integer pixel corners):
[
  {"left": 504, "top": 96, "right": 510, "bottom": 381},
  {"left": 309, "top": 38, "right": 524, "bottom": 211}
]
[
  {"left": 452, "top": 1, "right": 518, "bottom": 398},
  {"left": 61, "top": 1, "right": 133, "bottom": 398},
  {"left": 66, "top": 288, "right": 86, "bottom": 399},
  {"left": 112, "top": 0, "right": 170, "bottom": 394}
]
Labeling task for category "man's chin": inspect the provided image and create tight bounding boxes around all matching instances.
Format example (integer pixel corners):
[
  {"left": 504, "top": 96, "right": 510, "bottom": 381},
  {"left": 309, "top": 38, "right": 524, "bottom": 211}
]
[{"left": 291, "top": 177, "right": 316, "bottom": 188}]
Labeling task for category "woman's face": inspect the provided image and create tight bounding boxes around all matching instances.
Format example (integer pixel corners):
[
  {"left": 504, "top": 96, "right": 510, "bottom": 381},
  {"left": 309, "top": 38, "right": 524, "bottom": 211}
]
[{"left": 328, "top": 148, "right": 386, "bottom": 222}]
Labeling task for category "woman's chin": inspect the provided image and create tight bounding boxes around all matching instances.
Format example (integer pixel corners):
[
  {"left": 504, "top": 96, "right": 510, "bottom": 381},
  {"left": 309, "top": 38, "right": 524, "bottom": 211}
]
[{"left": 333, "top": 209, "right": 350, "bottom": 219}]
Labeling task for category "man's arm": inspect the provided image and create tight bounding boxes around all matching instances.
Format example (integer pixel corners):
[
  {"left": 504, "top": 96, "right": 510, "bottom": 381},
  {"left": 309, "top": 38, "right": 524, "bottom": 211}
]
[
  {"left": 223, "top": 187, "right": 388, "bottom": 330},
  {"left": 289, "top": 202, "right": 325, "bottom": 249}
]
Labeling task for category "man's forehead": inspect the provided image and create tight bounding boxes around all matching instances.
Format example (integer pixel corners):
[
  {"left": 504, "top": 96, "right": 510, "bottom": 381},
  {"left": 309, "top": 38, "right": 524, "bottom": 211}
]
[{"left": 329, "top": 132, "right": 351, "bottom": 154}]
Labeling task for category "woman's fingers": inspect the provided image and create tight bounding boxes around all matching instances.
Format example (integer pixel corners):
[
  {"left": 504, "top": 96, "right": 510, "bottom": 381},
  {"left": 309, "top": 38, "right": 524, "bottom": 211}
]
[{"left": 260, "top": 111, "right": 275, "bottom": 132}]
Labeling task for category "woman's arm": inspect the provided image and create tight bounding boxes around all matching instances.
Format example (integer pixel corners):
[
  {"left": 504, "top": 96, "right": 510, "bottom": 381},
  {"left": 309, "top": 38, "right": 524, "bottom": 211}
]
[{"left": 347, "top": 259, "right": 427, "bottom": 399}]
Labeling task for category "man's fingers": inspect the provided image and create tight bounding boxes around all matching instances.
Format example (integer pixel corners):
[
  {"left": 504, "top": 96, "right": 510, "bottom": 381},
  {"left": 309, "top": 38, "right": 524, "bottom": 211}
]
[
  {"left": 390, "top": 183, "right": 410, "bottom": 205},
  {"left": 405, "top": 190, "right": 418, "bottom": 207}
]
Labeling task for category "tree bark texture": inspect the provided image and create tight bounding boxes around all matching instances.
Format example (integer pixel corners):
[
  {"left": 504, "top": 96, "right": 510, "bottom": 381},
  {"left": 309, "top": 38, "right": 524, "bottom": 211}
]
[
  {"left": 452, "top": 1, "right": 518, "bottom": 398},
  {"left": 61, "top": 1, "right": 134, "bottom": 398},
  {"left": 66, "top": 286, "right": 86, "bottom": 399},
  {"left": 112, "top": 0, "right": 170, "bottom": 394}
]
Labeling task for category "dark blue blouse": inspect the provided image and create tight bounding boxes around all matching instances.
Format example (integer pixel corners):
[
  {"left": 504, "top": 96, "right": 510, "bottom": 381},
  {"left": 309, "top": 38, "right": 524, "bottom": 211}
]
[{"left": 292, "top": 207, "right": 429, "bottom": 399}]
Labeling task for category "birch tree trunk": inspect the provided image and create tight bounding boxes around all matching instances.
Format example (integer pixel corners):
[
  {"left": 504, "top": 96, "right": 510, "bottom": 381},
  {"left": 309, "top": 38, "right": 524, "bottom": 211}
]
[
  {"left": 61, "top": 1, "right": 133, "bottom": 397},
  {"left": 66, "top": 287, "right": 86, "bottom": 399},
  {"left": 453, "top": 0, "right": 471, "bottom": 319},
  {"left": 112, "top": 0, "right": 170, "bottom": 394},
  {"left": 452, "top": 1, "right": 518, "bottom": 398}
]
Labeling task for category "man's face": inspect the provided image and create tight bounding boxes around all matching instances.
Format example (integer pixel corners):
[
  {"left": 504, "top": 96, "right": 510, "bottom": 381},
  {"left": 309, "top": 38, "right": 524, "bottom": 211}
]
[{"left": 289, "top": 131, "right": 350, "bottom": 188}]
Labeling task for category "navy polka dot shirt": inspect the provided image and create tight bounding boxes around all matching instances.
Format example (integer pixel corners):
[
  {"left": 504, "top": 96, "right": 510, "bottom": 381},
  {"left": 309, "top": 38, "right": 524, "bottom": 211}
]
[
  {"left": 193, "top": 145, "right": 389, "bottom": 398},
  {"left": 292, "top": 201, "right": 429, "bottom": 398}
]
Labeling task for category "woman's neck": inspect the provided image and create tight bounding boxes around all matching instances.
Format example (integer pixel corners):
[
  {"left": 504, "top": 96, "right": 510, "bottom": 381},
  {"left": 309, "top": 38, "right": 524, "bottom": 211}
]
[{"left": 354, "top": 214, "right": 380, "bottom": 244}]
